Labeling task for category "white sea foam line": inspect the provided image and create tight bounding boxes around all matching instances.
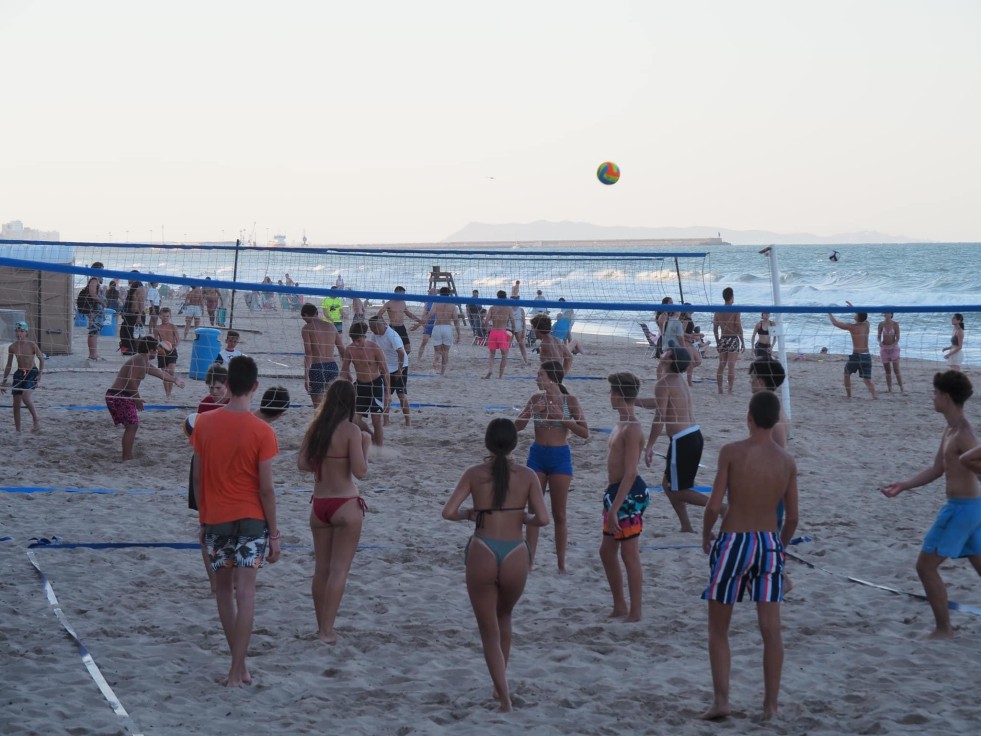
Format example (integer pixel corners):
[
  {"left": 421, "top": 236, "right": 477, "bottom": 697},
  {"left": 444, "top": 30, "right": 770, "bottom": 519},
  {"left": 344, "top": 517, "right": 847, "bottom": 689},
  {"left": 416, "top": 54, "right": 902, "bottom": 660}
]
[{"left": 26, "top": 550, "right": 144, "bottom": 736}]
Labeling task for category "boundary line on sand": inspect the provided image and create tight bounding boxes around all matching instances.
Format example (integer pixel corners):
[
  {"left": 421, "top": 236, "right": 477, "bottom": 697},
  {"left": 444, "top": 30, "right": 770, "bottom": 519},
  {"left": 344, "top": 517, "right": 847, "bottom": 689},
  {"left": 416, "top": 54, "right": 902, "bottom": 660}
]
[{"left": 26, "top": 550, "right": 144, "bottom": 736}]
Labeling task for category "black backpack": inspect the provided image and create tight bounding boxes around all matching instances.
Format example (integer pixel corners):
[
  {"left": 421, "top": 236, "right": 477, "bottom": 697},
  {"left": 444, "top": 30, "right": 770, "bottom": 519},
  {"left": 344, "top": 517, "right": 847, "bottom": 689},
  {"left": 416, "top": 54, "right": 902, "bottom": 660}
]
[{"left": 77, "top": 281, "right": 95, "bottom": 314}]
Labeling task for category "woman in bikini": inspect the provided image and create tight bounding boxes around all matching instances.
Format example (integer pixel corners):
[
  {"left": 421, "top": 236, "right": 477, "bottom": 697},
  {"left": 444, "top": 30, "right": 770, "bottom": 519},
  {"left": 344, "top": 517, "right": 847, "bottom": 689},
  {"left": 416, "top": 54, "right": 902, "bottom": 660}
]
[
  {"left": 442, "top": 418, "right": 549, "bottom": 712},
  {"left": 877, "top": 312, "right": 904, "bottom": 393},
  {"left": 514, "top": 360, "right": 588, "bottom": 573},
  {"left": 298, "top": 379, "right": 372, "bottom": 644},
  {"left": 942, "top": 313, "right": 966, "bottom": 371},
  {"left": 751, "top": 311, "right": 776, "bottom": 358}
]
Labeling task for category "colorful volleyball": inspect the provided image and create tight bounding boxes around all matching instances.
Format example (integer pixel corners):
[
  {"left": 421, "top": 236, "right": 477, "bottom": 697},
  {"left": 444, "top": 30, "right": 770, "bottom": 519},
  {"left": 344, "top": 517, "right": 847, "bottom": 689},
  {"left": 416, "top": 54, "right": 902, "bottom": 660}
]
[
  {"left": 157, "top": 340, "right": 173, "bottom": 355},
  {"left": 183, "top": 412, "right": 198, "bottom": 438},
  {"left": 597, "top": 161, "right": 620, "bottom": 185}
]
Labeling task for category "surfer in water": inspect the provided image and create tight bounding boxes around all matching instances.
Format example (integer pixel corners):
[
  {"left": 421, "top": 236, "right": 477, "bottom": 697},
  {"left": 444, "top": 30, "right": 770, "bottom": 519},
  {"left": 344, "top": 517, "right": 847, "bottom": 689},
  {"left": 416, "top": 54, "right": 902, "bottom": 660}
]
[{"left": 829, "top": 250, "right": 840, "bottom": 262}]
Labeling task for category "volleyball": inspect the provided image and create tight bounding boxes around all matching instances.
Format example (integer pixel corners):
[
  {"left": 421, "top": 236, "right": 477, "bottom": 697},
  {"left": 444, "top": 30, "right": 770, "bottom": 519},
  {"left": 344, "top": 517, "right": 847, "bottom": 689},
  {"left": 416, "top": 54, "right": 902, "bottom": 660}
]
[
  {"left": 597, "top": 161, "right": 620, "bottom": 185},
  {"left": 157, "top": 340, "right": 173, "bottom": 355},
  {"left": 183, "top": 412, "right": 198, "bottom": 438}
]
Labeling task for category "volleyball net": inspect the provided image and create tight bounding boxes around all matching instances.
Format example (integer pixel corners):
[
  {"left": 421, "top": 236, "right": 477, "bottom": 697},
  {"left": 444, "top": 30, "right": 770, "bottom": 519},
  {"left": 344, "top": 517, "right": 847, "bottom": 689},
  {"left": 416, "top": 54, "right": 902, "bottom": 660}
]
[{"left": 0, "top": 239, "right": 977, "bottom": 372}]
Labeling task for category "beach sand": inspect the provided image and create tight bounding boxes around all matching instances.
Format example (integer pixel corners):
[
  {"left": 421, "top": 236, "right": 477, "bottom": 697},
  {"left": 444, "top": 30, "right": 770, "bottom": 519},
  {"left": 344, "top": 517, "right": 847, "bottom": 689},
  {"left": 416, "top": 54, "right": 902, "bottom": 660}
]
[{"left": 2, "top": 312, "right": 980, "bottom": 735}]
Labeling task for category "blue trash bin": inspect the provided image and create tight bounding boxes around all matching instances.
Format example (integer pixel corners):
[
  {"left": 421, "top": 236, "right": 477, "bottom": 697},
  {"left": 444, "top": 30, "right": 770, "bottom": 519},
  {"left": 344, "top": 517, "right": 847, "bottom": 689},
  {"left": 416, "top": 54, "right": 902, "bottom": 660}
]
[
  {"left": 189, "top": 327, "right": 222, "bottom": 380},
  {"left": 99, "top": 309, "right": 117, "bottom": 337}
]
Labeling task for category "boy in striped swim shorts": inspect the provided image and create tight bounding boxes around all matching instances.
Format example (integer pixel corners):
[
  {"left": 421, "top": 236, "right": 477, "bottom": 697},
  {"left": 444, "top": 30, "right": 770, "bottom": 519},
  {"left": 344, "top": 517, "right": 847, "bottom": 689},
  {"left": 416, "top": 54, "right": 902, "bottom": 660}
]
[{"left": 701, "top": 391, "right": 799, "bottom": 722}]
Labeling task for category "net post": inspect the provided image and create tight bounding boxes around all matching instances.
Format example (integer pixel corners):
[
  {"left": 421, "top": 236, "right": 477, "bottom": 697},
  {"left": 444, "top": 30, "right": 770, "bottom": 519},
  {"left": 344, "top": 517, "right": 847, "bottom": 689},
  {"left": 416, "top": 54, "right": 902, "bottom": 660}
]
[{"left": 765, "top": 245, "right": 793, "bottom": 424}]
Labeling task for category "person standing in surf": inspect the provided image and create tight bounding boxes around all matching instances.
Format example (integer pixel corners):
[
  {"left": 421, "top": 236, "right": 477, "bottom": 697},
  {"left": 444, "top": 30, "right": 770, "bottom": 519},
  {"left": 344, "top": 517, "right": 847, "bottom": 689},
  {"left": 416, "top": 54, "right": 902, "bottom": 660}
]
[{"left": 877, "top": 312, "right": 904, "bottom": 393}]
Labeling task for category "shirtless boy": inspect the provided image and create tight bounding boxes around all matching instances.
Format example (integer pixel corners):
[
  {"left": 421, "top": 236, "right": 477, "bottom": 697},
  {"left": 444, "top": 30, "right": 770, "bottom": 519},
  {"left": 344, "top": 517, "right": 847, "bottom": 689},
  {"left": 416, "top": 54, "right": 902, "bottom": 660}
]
[
  {"left": 414, "top": 286, "right": 461, "bottom": 376},
  {"left": 530, "top": 314, "right": 573, "bottom": 375},
  {"left": 342, "top": 321, "right": 390, "bottom": 446},
  {"left": 105, "top": 336, "right": 185, "bottom": 460},
  {"left": 183, "top": 285, "right": 205, "bottom": 338},
  {"left": 1, "top": 321, "right": 44, "bottom": 432},
  {"left": 829, "top": 301, "right": 877, "bottom": 399},
  {"left": 882, "top": 371, "right": 981, "bottom": 639},
  {"left": 301, "top": 303, "right": 345, "bottom": 409},
  {"left": 192, "top": 356, "right": 280, "bottom": 687},
  {"left": 376, "top": 285, "right": 423, "bottom": 353},
  {"left": 701, "top": 391, "right": 798, "bottom": 721},
  {"left": 483, "top": 290, "right": 516, "bottom": 379},
  {"left": 713, "top": 287, "right": 744, "bottom": 394},
  {"left": 642, "top": 347, "right": 706, "bottom": 533},
  {"left": 153, "top": 307, "right": 181, "bottom": 398},
  {"left": 601, "top": 372, "right": 647, "bottom": 622}
]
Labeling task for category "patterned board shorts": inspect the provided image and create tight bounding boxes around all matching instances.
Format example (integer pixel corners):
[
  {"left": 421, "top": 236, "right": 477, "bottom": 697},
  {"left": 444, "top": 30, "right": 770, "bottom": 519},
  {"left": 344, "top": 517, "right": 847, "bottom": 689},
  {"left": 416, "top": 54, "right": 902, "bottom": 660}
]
[{"left": 204, "top": 519, "right": 269, "bottom": 572}]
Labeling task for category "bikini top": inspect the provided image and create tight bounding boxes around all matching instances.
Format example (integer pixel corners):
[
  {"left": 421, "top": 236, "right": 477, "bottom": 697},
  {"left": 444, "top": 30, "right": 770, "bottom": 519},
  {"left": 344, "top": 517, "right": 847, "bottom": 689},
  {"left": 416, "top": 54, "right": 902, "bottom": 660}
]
[
  {"left": 473, "top": 506, "right": 525, "bottom": 529},
  {"left": 533, "top": 394, "right": 572, "bottom": 430},
  {"left": 882, "top": 326, "right": 896, "bottom": 337},
  {"left": 758, "top": 325, "right": 769, "bottom": 336}
]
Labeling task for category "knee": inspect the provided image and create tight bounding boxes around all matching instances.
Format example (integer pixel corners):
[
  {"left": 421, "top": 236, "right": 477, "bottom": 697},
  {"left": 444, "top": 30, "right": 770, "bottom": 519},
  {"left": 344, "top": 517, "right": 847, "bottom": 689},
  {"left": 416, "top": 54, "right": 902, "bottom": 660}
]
[{"left": 552, "top": 509, "right": 567, "bottom": 526}]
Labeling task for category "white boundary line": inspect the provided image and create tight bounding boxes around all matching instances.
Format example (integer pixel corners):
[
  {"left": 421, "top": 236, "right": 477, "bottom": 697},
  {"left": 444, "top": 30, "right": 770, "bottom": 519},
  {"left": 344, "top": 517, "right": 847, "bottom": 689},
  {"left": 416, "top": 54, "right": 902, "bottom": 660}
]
[{"left": 27, "top": 550, "right": 144, "bottom": 736}]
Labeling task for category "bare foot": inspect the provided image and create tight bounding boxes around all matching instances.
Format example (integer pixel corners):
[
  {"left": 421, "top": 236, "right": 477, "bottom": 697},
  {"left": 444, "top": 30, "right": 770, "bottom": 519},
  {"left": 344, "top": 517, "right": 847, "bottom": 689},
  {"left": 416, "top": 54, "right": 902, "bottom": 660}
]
[
  {"left": 497, "top": 701, "right": 513, "bottom": 713},
  {"left": 762, "top": 704, "right": 778, "bottom": 721},
  {"left": 32, "top": 424, "right": 41, "bottom": 433},
  {"left": 482, "top": 372, "right": 491, "bottom": 380},
  {"left": 625, "top": 613, "right": 642, "bottom": 623},
  {"left": 608, "top": 607, "right": 628, "bottom": 619},
  {"left": 700, "top": 704, "right": 731, "bottom": 720},
  {"left": 318, "top": 630, "right": 338, "bottom": 644},
  {"left": 924, "top": 628, "right": 954, "bottom": 640},
  {"left": 679, "top": 525, "right": 695, "bottom": 534}
]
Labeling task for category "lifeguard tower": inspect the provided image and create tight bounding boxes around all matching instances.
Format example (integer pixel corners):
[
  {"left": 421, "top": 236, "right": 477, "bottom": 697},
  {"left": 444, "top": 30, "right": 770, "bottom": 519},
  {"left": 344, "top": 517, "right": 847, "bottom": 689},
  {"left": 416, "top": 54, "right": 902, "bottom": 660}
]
[{"left": 428, "top": 265, "right": 466, "bottom": 322}]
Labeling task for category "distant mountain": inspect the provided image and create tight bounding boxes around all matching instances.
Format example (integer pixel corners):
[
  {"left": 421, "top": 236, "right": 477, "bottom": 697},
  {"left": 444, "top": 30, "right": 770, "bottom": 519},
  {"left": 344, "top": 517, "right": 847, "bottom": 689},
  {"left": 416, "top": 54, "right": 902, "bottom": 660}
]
[{"left": 442, "top": 220, "right": 927, "bottom": 245}]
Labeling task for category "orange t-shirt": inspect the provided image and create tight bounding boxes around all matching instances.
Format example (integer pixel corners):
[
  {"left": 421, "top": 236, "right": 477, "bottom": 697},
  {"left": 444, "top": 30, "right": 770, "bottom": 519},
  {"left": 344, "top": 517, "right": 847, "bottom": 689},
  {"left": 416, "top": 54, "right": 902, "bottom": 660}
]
[{"left": 191, "top": 408, "right": 279, "bottom": 525}]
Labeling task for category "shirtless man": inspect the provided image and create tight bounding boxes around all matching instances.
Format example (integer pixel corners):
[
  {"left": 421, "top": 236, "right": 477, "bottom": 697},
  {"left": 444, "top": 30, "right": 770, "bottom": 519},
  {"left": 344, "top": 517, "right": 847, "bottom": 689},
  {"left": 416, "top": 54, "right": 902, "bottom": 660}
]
[
  {"left": 882, "top": 370, "right": 981, "bottom": 639},
  {"left": 701, "top": 391, "right": 798, "bottom": 721},
  {"left": 642, "top": 347, "right": 706, "bottom": 533},
  {"left": 342, "top": 321, "right": 390, "bottom": 446},
  {"left": 414, "top": 287, "right": 461, "bottom": 376},
  {"left": 530, "top": 314, "right": 573, "bottom": 375},
  {"left": 300, "top": 303, "right": 345, "bottom": 409},
  {"left": 183, "top": 285, "right": 205, "bottom": 338},
  {"left": 202, "top": 277, "right": 223, "bottom": 326},
  {"left": 713, "top": 287, "right": 744, "bottom": 394},
  {"left": 483, "top": 290, "right": 516, "bottom": 379},
  {"left": 601, "top": 371, "right": 648, "bottom": 622},
  {"left": 829, "top": 301, "right": 877, "bottom": 399},
  {"left": 376, "top": 285, "right": 423, "bottom": 353},
  {"left": 105, "top": 336, "right": 185, "bottom": 460}
]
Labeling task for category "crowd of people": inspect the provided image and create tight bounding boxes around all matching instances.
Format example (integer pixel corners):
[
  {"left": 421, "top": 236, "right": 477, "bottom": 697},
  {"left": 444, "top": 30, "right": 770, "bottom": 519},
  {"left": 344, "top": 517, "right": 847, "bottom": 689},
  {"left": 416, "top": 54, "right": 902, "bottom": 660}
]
[{"left": 6, "top": 270, "right": 979, "bottom": 720}]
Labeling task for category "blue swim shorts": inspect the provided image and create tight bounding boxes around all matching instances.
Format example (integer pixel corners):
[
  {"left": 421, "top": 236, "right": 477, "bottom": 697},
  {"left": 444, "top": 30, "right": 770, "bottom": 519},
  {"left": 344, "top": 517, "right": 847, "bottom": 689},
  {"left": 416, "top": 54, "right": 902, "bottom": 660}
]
[
  {"left": 844, "top": 352, "right": 873, "bottom": 380},
  {"left": 12, "top": 368, "right": 38, "bottom": 395},
  {"left": 308, "top": 361, "right": 339, "bottom": 395},
  {"left": 922, "top": 497, "right": 981, "bottom": 559},
  {"left": 526, "top": 442, "right": 573, "bottom": 477}
]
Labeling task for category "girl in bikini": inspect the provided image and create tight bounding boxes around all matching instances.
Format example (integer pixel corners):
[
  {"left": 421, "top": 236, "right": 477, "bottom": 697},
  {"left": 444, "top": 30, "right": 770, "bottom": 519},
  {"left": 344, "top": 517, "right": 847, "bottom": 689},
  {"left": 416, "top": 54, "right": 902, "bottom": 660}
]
[
  {"left": 514, "top": 360, "right": 589, "bottom": 573},
  {"left": 876, "top": 312, "right": 904, "bottom": 393},
  {"left": 751, "top": 312, "right": 776, "bottom": 358},
  {"left": 298, "top": 379, "right": 372, "bottom": 644},
  {"left": 942, "top": 313, "right": 966, "bottom": 371},
  {"left": 442, "top": 418, "right": 549, "bottom": 712}
]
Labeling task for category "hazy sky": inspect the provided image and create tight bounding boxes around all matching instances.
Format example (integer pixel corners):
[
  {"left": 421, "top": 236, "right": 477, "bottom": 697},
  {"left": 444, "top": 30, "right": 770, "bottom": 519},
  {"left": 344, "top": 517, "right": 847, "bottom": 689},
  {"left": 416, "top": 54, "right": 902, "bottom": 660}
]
[{"left": 2, "top": 0, "right": 979, "bottom": 244}]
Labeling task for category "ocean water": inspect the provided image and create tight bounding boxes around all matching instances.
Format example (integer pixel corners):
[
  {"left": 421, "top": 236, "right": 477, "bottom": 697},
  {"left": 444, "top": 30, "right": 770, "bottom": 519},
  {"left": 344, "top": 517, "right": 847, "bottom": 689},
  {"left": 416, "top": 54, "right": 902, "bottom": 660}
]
[{"left": 68, "top": 241, "right": 981, "bottom": 365}]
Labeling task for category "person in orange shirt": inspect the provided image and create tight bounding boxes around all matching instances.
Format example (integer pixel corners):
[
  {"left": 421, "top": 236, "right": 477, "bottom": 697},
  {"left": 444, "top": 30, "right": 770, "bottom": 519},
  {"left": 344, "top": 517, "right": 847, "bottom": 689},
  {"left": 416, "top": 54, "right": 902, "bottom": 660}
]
[{"left": 192, "top": 356, "right": 280, "bottom": 687}]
